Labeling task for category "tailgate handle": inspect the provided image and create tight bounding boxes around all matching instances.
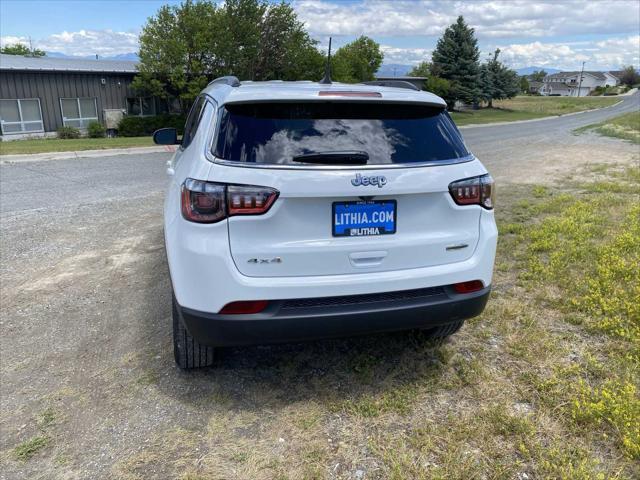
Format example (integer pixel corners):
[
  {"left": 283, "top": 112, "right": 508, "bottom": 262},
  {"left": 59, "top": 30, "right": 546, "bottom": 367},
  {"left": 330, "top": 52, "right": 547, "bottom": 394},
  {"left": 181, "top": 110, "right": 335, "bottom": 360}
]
[{"left": 349, "top": 251, "right": 387, "bottom": 268}]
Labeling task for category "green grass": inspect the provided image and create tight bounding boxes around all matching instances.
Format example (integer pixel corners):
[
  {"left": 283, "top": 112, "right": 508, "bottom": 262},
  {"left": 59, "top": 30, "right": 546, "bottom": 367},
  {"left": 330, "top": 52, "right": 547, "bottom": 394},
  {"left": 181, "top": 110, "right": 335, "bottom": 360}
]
[
  {"left": 574, "top": 111, "right": 640, "bottom": 144},
  {"left": 452, "top": 95, "right": 620, "bottom": 126},
  {"left": 451, "top": 108, "right": 550, "bottom": 125},
  {"left": 0, "top": 136, "right": 155, "bottom": 155},
  {"left": 13, "top": 436, "right": 49, "bottom": 460},
  {"left": 363, "top": 165, "right": 640, "bottom": 478}
]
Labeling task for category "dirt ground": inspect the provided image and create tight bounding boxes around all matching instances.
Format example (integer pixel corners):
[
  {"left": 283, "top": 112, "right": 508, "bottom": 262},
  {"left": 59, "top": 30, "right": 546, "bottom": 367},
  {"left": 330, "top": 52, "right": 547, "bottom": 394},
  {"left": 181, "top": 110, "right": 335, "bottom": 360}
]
[{"left": 0, "top": 131, "right": 638, "bottom": 479}]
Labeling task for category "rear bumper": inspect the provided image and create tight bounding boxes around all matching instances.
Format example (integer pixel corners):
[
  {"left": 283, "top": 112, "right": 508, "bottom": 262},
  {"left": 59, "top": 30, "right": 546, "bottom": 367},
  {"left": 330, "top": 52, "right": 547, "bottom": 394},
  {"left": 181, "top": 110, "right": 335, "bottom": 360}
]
[{"left": 177, "top": 285, "right": 490, "bottom": 347}]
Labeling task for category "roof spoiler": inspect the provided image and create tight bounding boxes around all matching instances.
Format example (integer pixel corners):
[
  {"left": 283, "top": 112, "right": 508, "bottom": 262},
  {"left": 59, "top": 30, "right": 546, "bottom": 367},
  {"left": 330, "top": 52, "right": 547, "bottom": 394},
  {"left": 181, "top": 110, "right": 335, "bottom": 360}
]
[
  {"left": 209, "top": 76, "right": 241, "bottom": 88},
  {"left": 361, "top": 80, "right": 419, "bottom": 91}
]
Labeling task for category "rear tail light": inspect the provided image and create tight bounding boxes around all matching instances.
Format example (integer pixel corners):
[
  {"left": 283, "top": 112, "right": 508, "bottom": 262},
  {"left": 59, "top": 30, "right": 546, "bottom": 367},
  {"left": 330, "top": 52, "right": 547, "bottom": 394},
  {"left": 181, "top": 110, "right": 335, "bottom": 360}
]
[
  {"left": 453, "top": 280, "right": 484, "bottom": 294},
  {"left": 181, "top": 179, "right": 278, "bottom": 223},
  {"left": 228, "top": 185, "right": 279, "bottom": 215},
  {"left": 181, "top": 179, "right": 226, "bottom": 223},
  {"left": 219, "top": 300, "right": 269, "bottom": 314},
  {"left": 449, "top": 174, "right": 495, "bottom": 209}
]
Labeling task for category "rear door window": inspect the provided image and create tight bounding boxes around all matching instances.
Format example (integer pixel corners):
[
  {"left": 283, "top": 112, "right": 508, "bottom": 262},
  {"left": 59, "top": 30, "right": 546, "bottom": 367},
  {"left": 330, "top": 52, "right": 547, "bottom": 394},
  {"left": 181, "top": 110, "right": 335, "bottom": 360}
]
[
  {"left": 213, "top": 102, "right": 469, "bottom": 165},
  {"left": 181, "top": 96, "right": 207, "bottom": 149}
]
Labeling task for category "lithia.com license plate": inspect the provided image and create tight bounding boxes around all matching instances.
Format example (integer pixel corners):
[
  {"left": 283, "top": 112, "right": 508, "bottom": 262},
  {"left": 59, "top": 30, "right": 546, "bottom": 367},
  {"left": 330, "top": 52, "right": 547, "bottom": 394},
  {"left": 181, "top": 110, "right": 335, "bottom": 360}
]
[{"left": 332, "top": 200, "right": 397, "bottom": 237}]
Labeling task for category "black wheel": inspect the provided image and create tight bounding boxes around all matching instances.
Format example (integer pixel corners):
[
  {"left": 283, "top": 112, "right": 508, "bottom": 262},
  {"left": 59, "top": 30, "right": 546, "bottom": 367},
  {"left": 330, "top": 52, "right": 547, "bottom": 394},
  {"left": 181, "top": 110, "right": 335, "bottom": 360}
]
[
  {"left": 172, "top": 296, "right": 215, "bottom": 369},
  {"left": 424, "top": 320, "right": 465, "bottom": 340}
]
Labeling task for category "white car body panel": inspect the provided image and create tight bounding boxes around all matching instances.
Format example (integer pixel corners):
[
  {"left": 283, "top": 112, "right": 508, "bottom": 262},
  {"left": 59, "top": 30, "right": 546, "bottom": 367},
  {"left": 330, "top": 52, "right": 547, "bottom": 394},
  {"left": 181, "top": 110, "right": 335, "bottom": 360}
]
[{"left": 164, "top": 80, "right": 498, "bottom": 317}]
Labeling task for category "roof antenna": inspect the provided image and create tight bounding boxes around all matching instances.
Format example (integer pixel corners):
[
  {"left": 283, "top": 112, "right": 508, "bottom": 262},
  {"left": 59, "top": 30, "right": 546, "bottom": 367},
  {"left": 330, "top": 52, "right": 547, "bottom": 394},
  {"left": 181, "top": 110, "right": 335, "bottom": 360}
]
[{"left": 319, "top": 37, "right": 332, "bottom": 84}]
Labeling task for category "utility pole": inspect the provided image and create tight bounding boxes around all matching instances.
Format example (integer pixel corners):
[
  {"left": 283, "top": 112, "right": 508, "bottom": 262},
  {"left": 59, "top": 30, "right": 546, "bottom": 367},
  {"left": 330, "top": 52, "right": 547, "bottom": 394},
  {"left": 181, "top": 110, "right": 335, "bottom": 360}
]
[{"left": 576, "top": 61, "right": 585, "bottom": 97}]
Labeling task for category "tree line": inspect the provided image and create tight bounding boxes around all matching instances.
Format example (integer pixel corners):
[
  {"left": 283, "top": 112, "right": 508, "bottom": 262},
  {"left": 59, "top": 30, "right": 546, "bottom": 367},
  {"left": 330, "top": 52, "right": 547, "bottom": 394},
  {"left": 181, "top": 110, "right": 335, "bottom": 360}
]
[
  {"left": 135, "top": 3, "right": 523, "bottom": 112},
  {"left": 135, "top": 3, "right": 520, "bottom": 112},
  {"left": 132, "top": 0, "right": 384, "bottom": 112}
]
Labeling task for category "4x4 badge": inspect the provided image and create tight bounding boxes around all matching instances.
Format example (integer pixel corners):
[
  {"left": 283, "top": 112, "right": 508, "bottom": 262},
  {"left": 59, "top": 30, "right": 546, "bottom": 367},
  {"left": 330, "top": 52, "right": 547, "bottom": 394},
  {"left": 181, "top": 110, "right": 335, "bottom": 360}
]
[
  {"left": 351, "top": 173, "right": 387, "bottom": 188},
  {"left": 248, "top": 257, "right": 282, "bottom": 264}
]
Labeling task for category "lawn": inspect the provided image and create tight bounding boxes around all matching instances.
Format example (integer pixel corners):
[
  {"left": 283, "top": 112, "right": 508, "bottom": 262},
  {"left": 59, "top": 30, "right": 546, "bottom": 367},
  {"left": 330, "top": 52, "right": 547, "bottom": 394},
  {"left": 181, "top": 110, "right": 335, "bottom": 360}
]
[
  {"left": 575, "top": 110, "right": 640, "bottom": 144},
  {"left": 452, "top": 95, "right": 621, "bottom": 126},
  {"left": 0, "top": 136, "right": 155, "bottom": 155}
]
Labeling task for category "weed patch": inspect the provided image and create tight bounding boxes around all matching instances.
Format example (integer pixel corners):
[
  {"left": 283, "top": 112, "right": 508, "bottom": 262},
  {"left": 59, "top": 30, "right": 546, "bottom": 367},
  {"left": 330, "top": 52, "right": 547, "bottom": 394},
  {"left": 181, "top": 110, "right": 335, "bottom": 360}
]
[
  {"left": 509, "top": 167, "right": 639, "bottom": 460},
  {"left": 13, "top": 435, "right": 49, "bottom": 460}
]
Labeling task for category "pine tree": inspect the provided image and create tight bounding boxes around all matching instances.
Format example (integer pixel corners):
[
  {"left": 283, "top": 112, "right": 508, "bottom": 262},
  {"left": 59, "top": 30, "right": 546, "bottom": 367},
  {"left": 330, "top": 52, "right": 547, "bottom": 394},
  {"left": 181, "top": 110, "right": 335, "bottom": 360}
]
[
  {"left": 431, "top": 16, "right": 480, "bottom": 108},
  {"left": 477, "top": 64, "right": 493, "bottom": 104},
  {"left": 483, "top": 49, "right": 520, "bottom": 107}
]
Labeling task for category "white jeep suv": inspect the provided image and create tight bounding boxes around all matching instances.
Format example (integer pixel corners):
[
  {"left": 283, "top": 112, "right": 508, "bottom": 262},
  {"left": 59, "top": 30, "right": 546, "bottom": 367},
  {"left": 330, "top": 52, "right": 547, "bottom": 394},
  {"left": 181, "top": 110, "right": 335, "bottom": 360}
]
[{"left": 154, "top": 76, "right": 498, "bottom": 369}]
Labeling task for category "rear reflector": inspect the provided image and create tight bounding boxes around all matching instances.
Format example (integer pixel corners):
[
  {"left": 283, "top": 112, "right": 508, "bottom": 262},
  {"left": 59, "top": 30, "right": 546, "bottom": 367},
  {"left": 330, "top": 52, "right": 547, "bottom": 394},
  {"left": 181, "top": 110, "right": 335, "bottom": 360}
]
[
  {"left": 453, "top": 280, "right": 484, "bottom": 294},
  {"left": 318, "top": 91, "right": 382, "bottom": 97},
  {"left": 219, "top": 300, "right": 269, "bottom": 314}
]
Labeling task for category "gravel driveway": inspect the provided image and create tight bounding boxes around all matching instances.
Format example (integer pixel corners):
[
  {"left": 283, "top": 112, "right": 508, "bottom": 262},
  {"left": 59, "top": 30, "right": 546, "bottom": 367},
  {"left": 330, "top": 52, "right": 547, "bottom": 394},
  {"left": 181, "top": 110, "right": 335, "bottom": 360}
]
[{"left": 1, "top": 95, "right": 638, "bottom": 479}]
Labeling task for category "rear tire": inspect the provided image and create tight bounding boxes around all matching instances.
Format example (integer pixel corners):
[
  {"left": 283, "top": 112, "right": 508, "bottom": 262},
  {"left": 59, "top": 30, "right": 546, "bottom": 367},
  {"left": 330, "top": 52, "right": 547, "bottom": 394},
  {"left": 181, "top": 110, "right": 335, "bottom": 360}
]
[
  {"left": 424, "top": 320, "right": 465, "bottom": 340},
  {"left": 173, "top": 296, "right": 215, "bottom": 369}
]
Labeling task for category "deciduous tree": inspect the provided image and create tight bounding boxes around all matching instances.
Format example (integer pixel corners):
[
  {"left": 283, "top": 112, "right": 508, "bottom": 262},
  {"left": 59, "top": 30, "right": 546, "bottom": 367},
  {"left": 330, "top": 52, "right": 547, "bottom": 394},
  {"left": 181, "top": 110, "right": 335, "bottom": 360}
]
[
  {"left": 530, "top": 70, "right": 547, "bottom": 82},
  {"left": 408, "top": 61, "right": 452, "bottom": 100},
  {"left": 619, "top": 65, "right": 640, "bottom": 86},
  {"left": 1, "top": 43, "right": 45, "bottom": 57},
  {"left": 134, "top": 0, "right": 324, "bottom": 111},
  {"left": 332, "top": 36, "right": 384, "bottom": 83}
]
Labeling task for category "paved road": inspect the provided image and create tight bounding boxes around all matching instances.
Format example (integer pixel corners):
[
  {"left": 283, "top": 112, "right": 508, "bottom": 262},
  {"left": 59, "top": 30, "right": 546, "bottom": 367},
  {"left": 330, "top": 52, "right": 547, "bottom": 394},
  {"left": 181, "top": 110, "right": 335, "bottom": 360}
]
[{"left": 461, "top": 91, "right": 639, "bottom": 143}]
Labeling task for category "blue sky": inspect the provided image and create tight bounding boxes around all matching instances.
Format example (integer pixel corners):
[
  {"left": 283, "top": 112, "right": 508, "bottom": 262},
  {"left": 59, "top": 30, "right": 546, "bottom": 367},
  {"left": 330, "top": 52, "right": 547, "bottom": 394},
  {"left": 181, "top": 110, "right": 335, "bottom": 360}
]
[{"left": 1, "top": 0, "right": 639, "bottom": 70}]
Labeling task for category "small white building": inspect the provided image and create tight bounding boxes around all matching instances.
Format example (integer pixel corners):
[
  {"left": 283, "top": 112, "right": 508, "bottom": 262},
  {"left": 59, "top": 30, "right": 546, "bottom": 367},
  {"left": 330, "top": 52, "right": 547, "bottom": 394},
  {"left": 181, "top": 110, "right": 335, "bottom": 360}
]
[{"left": 540, "top": 71, "right": 619, "bottom": 97}]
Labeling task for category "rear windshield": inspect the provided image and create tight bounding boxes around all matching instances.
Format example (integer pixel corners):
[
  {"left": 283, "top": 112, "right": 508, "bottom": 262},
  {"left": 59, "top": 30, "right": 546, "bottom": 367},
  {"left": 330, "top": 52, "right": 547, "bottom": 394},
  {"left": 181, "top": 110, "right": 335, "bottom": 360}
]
[{"left": 212, "top": 102, "right": 469, "bottom": 165}]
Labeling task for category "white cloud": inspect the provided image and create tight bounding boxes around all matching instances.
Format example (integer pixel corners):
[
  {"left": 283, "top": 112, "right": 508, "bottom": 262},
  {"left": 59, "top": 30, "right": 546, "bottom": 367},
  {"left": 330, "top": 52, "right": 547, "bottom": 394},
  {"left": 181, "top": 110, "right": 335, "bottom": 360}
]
[
  {"left": 380, "top": 45, "right": 431, "bottom": 65},
  {"left": 1, "top": 3, "right": 637, "bottom": 70},
  {"left": 1, "top": 29, "right": 138, "bottom": 57},
  {"left": 0, "top": 35, "right": 29, "bottom": 47},
  {"left": 294, "top": 0, "right": 640, "bottom": 39},
  {"left": 495, "top": 35, "right": 640, "bottom": 70}
]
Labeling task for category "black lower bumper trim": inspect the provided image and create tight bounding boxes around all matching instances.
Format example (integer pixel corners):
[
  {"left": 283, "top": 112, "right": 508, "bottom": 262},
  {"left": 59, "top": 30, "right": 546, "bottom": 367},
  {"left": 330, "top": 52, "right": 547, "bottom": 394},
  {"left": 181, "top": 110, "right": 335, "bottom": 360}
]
[{"left": 177, "top": 285, "right": 491, "bottom": 347}]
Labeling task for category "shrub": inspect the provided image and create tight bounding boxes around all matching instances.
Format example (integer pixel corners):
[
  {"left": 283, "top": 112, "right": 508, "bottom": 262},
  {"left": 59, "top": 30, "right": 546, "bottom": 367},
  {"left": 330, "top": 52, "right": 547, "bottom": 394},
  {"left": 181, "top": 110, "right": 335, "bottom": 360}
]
[
  {"left": 117, "top": 114, "right": 186, "bottom": 137},
  {"left": 57, "top": 126, "right": 81, "bottom": 139},
  {"left": 87, "top": 121, "right": 106, "bottom": 138}
]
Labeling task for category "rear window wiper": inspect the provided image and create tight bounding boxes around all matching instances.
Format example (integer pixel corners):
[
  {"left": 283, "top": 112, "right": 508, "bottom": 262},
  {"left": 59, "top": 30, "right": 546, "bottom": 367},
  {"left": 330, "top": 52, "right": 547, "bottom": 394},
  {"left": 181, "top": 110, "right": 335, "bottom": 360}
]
[{"left": 292, "top": 151, "right": 369, "bottom": 165}]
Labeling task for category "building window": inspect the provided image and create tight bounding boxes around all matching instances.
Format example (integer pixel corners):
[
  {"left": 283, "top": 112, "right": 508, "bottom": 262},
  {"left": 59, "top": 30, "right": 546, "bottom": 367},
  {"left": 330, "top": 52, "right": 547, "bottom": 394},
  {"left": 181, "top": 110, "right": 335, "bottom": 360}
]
[
  {"left": 127, "top": 97, "right": 155, "bottom": 116},
  {"left": 60, "top": 97, "right": 98, "bottom": 128},
  {"left": 157, "top": 97, "right": 182, "bottom": 114},
  {"left": 0, "top": 98, "right": 44, "bottom": 134}
]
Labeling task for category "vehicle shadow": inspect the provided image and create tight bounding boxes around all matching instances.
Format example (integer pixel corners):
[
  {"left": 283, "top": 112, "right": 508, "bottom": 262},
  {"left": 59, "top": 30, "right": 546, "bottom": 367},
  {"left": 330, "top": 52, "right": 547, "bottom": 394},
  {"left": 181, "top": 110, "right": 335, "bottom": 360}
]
[{"left": 137, "top": 231, "right": 450, "bottom": 414}]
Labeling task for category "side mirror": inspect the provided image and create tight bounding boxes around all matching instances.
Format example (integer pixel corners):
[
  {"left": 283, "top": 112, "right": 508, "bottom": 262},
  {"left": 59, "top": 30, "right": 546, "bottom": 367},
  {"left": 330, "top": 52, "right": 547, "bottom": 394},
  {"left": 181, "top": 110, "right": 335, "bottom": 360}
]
[{"left": 153, "top": 128, "right": 179, "bottom": 145}]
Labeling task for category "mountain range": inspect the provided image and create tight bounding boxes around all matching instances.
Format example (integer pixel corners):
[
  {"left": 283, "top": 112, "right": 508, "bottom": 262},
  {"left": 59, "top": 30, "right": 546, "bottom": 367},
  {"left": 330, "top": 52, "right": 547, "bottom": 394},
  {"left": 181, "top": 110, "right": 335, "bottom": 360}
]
[
  {"left": 42, "top": 53, "right": 572, "bottom": 76},
  {"left": 376, "top": 64, "right": 563, "bottom": 76},
  {"left": 45, "top": 51, "right": 139, "bottom": 61},
  {"left": 515, "top": 66, "right": 561, "bottom": 75}
]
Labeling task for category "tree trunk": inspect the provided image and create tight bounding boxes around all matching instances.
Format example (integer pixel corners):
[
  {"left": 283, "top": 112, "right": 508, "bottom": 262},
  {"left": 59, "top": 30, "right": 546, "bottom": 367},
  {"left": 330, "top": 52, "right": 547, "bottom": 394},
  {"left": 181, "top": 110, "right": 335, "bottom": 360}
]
[{"left": 488, "top": 98, "right": 493, "bottom": 108}]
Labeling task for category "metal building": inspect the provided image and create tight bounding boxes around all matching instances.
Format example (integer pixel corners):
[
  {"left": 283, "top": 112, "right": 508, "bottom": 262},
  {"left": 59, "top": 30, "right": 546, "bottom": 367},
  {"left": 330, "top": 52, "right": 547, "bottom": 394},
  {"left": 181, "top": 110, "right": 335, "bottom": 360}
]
[{"left": 0, "top": 54, "right": 176, "bottom": 139}]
